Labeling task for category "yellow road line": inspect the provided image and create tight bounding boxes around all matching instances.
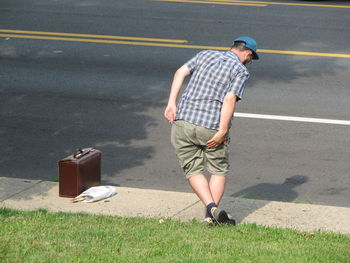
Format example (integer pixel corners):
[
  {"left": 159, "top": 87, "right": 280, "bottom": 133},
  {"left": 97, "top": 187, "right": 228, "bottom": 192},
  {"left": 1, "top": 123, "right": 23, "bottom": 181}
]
[
  {"left": 225, "top": 0, "right": 350, "bottom": 8},
  {"left": 0, "top": 29, "right": 188, "bottom": 44},
  {"left": 1, "top": 33, "right": 350, "bottom": 59},
  {"left": 258, "top": 49, "right": 350, "bottom": 59},
  {"left": 0, "top": 33, "right": 198, "bottom": 47},
  {"left": 153, "top": 0, "right": 266, "bottom": 6},
  {"left": 155, "top": 0, "right": 350, "bottom": 8}
]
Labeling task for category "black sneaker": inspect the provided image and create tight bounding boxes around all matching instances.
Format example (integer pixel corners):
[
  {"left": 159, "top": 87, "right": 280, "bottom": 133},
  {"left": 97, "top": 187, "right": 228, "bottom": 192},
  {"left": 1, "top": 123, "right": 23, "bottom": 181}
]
[
  {"left": 211, "top": 207, "right": 236, "bottom": 225},
  {"left": 211, "top": 207, "right": 229, "bottom": 224}
]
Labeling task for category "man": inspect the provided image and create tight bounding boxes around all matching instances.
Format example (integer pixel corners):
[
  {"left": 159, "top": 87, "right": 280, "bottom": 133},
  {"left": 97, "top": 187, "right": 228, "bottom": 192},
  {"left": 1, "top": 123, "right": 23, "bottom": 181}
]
[{"left": 164, "top": 37, "right": 259, "bottom": 226}]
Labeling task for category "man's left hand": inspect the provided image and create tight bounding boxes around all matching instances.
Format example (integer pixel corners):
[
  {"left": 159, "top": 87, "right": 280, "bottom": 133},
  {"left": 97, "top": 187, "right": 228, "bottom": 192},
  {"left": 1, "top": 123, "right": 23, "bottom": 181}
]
[{"left": 206, "top": 131, "right": 226, "bottom": 148}]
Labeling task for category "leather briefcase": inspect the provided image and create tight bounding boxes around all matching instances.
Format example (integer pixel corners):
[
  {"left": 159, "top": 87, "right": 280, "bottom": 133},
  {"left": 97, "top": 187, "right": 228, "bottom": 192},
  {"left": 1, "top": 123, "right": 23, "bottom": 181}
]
[{"left": 58, "top": 148, "right": 101, "bottom": 197}]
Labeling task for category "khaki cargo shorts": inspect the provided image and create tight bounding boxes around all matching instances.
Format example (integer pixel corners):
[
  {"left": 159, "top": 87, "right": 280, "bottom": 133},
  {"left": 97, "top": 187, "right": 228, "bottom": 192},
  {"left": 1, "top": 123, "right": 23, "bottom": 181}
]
[{"left": 171, "top": 120, "right": 230, "bottom": 179}]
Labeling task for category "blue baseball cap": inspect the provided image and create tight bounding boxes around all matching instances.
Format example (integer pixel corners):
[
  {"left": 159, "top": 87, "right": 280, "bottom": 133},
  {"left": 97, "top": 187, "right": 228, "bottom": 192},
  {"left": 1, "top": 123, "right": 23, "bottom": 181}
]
[{"left": 233, "top": 36, "right": 259, "bottom": 60}]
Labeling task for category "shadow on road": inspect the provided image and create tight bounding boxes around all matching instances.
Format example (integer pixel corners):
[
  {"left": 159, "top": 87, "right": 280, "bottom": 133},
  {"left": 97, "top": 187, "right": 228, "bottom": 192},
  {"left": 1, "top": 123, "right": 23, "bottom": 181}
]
[
  {"left": 0, "top": 44, "right": 173, "bottom": 194},
  {"left": 230, "top": 175, "right": 309, "bottom": 202}
]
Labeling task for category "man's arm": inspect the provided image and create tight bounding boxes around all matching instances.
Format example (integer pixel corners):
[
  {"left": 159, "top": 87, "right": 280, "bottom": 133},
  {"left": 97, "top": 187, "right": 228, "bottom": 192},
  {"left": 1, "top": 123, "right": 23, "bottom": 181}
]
[
  {"left": 164, "top": 64, "right": 191, "bottom": 123},
  {"left": 206, "top": 92, "right": 237, "bottom": 148}
]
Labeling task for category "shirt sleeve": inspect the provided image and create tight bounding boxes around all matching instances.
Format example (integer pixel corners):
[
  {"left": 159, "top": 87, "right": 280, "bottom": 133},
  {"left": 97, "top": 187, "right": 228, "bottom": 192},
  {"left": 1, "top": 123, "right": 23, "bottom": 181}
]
[
  {"left": 227, "top": 70, "right": 250, "bottom": 101},
  {"left": 185, "top": 52, "right": 202, "bottom": 74}
]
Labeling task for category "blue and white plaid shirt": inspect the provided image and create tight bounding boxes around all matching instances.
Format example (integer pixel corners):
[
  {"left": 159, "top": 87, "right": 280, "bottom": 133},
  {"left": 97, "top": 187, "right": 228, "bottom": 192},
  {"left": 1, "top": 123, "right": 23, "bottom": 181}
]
[{"left": 175, "top": 50, "right": 250, "bottom": 130}]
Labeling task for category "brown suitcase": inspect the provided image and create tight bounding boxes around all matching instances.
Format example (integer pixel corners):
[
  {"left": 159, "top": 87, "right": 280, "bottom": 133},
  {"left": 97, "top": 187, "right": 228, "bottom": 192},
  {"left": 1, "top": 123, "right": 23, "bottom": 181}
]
[{"left": 58, "top": 148, "right": 101, "bottom": 197}]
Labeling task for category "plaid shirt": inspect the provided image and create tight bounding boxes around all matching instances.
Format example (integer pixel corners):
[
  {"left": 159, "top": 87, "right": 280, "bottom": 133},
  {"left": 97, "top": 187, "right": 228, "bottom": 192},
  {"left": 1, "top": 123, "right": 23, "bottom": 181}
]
[{"left": 175, "top": 50, "right": 250, "bottom": 130}]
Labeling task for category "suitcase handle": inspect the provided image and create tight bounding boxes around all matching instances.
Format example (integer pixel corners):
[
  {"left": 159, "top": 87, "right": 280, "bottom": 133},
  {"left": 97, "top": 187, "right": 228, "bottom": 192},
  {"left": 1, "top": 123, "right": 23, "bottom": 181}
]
[{"left": 73, "top": 148, "right": 94, "bottom": 159}]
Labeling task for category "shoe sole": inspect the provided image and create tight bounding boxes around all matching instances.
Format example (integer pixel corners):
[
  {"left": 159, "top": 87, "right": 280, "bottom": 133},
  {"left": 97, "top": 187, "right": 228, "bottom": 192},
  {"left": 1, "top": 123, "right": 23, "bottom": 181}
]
[{"left": 202, "top": 217, "right": 215, "bottom": 227}]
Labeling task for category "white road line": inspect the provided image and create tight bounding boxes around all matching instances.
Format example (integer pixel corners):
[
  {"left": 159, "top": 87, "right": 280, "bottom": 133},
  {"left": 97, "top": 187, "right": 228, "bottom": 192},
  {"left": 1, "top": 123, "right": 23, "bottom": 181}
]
[{"left": 235, "top": 113, "right": 350, "bottom": 126}]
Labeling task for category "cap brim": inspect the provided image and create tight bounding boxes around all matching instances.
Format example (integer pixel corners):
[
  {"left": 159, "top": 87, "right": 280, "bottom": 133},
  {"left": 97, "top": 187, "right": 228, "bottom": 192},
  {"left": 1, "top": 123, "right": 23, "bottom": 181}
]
[{"left": 252, "top": 51, "right": 259, "bottom": 60}]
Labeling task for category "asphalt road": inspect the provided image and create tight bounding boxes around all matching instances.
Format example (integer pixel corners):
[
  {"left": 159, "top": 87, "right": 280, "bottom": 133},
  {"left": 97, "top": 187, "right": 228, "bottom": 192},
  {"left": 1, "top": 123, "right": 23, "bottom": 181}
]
[{"left": 1, "top": 0, "right": 349, "bottom": 207}]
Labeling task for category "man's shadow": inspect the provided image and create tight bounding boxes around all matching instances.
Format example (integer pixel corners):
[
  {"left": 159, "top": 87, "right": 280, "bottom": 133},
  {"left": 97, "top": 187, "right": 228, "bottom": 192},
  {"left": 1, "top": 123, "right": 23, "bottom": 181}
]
[
  {"left": 231, "top": 175, "right": 309, "bottom": 202},
  {"left": 221, "top": 175, "right": 309, "bottom": 223}
]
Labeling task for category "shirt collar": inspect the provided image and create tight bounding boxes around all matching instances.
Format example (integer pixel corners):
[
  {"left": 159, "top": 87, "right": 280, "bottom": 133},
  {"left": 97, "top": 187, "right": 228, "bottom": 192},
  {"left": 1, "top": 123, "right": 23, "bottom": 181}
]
[
  {"left": 225, "top": 51, "right": 248, "bottom": 70},
  {"left": 225, "top": 51, "right": 240, "bottom": 61}
]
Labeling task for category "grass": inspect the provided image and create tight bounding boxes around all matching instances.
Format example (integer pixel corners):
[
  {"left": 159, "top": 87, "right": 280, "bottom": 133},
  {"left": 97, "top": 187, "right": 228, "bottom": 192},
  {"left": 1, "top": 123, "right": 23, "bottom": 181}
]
[
  {"left": 49, "top": 177, "right": 59, "bottom": 182},
  {"left": 0, "top": 208, "right": 349, "bottom": 263}
]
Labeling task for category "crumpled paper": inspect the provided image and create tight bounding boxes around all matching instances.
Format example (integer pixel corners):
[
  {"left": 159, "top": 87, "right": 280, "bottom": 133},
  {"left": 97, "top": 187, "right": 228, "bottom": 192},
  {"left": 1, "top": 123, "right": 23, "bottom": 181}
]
[{"left": 71, "top": 186, "right": 117, "bottom": 203}]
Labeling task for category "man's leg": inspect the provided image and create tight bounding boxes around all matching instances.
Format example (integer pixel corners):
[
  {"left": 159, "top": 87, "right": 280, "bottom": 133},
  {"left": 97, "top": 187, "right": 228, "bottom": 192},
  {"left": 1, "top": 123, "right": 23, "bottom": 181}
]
[
  {"left": 189, "top": 174, "right": 226, "bottom": 216},
  {"left": 202, "top": 142, "right": 234, "bottom": 224},
  {"left": 209, "top": 174, "right": 226, "bottom": 205},
  {"left": 188, "top": 173, "right": 231, "bottom": 225},
  {"left": 209, "top": 174, "right": 235, "bottom": 225},
  {"left": 188, "top": 174, "right": 214, "bottom": 206},
  {"left": 188, "top": 174, "right": 223, "bottom": 226}
]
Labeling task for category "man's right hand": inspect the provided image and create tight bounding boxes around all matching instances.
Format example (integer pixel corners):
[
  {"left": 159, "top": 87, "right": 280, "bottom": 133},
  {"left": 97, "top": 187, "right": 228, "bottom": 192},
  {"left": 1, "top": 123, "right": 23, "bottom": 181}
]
[
  {"left": 164, "top": 104, "right": 177, "bottom": 124},
  {"left": 164, "top": 64, "right": 190, "bottom": 124}
]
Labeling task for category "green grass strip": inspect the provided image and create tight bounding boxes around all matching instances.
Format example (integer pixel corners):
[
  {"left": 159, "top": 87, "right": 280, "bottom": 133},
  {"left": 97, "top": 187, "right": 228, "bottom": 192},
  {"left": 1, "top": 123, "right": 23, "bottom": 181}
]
[{"left": 1, "top": 208, "right": 349, "bottom": 262}]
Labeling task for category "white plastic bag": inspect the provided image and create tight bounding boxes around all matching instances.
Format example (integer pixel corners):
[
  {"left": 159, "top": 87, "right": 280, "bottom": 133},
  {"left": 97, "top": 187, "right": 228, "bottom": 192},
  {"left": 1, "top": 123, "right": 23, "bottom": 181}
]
[{"left": 71, "top": 186, "right": 117, "bottom": 203}]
